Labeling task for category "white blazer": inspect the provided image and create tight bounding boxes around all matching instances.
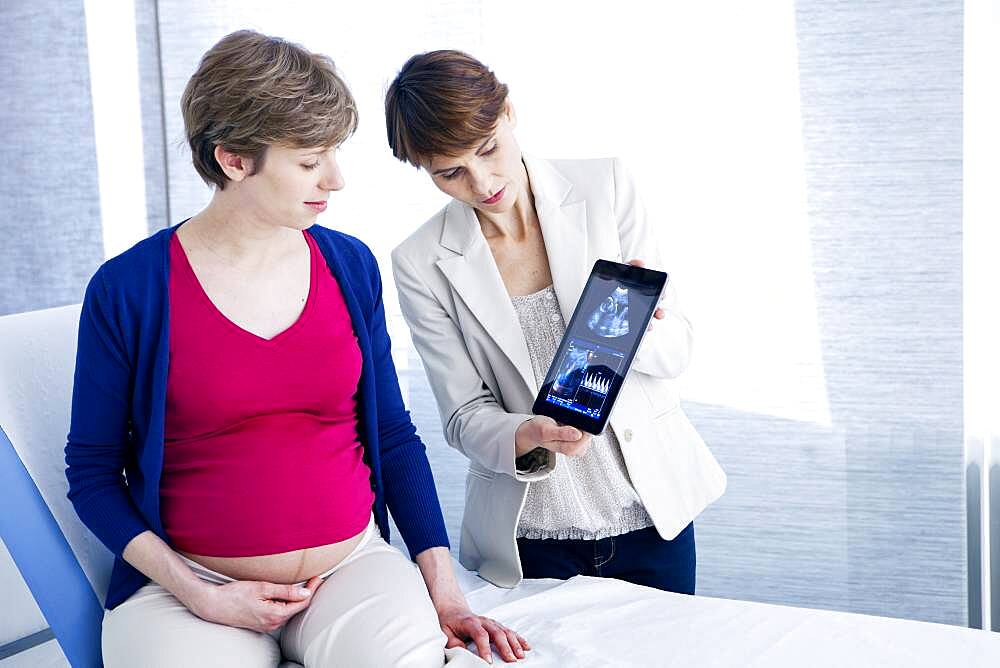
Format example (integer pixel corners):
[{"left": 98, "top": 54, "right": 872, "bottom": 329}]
[{"left": 391, "top": 155, "right": 726, "bottom": 587}]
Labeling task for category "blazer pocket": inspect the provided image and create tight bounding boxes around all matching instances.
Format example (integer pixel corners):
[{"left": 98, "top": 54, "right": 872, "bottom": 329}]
[{"left": 638, "top": 376, "right": 681, "bottom": 419}]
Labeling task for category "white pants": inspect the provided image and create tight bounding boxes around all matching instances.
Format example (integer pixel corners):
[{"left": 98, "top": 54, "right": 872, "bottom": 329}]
[{"left": 102, "top": 517, "right": 487, "bottom": 667}]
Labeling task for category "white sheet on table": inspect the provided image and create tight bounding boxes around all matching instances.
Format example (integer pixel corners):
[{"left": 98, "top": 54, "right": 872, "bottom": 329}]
[{"left": 455, "top": 562, "right": 1000, "bottom": 667}]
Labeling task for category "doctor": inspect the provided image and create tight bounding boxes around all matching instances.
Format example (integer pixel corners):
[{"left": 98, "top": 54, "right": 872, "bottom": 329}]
[{"left": 385, "top": 50, "right": 726, "bottom": 594}]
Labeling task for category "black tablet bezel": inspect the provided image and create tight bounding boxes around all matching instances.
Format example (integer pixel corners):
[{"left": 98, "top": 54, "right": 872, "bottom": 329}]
[{"left": 532, "top": 259, "right": 668, "bottom": 435}]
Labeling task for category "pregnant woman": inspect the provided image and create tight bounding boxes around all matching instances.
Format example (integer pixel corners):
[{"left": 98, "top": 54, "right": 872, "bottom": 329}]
[{"left": 66, "top": 31, "right": 527, "bottom": 667}]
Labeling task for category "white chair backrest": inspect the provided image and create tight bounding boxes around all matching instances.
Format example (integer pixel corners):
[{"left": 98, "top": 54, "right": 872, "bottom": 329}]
[{"left": 0, "top": 304, "right": 113, "bottom": 601}]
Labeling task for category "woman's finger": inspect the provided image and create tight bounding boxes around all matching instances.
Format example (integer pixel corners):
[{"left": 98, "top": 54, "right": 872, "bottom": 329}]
[
  {"left": 471, "top": 625, "right": 493, "bottom": 663},
  {"left": 488, "top": 621, "right": 517, "bottom": 662},
  {"left": 254, "top": 601, "right": 292, "bottom": 631},
  {"left": 504, "top": 627, "right": 525, "bottom": 659},
  {"left": 261, "top": 582, "right": 312, "bottom": 602},
  {"left": 516, "top": 633, "right": 531, "bottom": 650},
  {"left": 278, "top": 595, "right": 314, "bottom": 618}
]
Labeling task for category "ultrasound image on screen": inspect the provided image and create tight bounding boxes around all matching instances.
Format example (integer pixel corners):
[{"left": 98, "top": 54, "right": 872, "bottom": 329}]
[
  {"left": 587, "top": 286, "right": 630, "bottom": 338},
  {"left": 541, "top": 270, "right": 662, "bottom": 420},
  {"left": 545, "top": 339, "right": 625, "bottom": 418}
]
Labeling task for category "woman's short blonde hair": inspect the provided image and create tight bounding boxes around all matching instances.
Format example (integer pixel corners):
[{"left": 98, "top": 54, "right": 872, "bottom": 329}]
[{"left": 181, "top": 30, "right": 358, "bottom": 189}]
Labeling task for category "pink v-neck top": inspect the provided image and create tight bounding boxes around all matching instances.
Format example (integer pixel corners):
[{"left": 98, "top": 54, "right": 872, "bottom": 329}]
[{"left": 161, "top": 231, "right": 374, "bottom": 557}]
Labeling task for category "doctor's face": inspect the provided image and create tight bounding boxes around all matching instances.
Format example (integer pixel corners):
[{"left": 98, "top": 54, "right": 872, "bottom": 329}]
[{"left": 423, "top": 110, "right": 528, "bottom": 215}]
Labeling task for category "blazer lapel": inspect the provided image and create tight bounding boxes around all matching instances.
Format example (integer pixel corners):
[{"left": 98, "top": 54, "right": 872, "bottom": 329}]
[
  {"left": 435, "top": 156, "right": 591, "bottom": 397},
  {"left": 524, "top": 155, "right": 590, "bottom": 324},
  {"left": 435, "top": 201, "right": 537, "bottom": 394}
]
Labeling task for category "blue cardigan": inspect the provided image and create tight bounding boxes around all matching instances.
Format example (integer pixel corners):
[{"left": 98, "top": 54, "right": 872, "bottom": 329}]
[{"left": 65, "top": 223, "right": 449, "bottom": 609}]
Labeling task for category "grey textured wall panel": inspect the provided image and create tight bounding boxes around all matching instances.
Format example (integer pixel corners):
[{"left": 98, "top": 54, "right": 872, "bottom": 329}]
[
  {"left": 134, "top": 0, "right": 171, "bottom": 234},
  {"left": 967, "top": 456, "right": 982, "bottom": 629},
  {"left": 991, "top": 456, "right": 1000, "bottom": 631},
  {"left": 689, "top": 406, "right": 851, "bottom": 610},
  {"left": 154, "top": 4, "right": 231, "bottom": 224},
  {"left": 797, "top": 0, "right": 964, "bottom": 624},
  {"left": 692, "top": 0, "right": 965, "bottom": 626},
  {"left": 0, "top": 2, "right": 103, "bottom": 316}
]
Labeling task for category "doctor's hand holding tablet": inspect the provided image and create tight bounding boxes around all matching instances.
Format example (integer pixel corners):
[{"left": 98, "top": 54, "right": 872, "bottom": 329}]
[{"left": 523, "top": 258, "right": 669, "bottom": 450}]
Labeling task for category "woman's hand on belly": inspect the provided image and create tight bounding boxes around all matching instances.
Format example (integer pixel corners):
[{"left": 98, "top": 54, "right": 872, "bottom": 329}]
[
  {"left": 191, "top": 575, "right": 323, "bottom": 633},
  {"left": 119, "top": 530, "right": 328, "bottom": 634},
  {"left": 182, "top": 531, "right": 366, "bottom": 584}
]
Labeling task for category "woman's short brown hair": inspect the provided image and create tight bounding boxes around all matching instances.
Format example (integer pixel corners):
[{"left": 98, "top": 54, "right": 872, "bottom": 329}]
[
  {"left": 181, "top": 30, "right": 358, "bottom": 189},
  {"left": 385, "top": 50, "right": 509, "bottom": 167}
]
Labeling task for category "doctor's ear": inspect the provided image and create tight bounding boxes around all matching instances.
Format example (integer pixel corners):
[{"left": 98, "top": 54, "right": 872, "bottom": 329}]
[{"left": 503, "top": 98, "right": 517, "bottom": 128}]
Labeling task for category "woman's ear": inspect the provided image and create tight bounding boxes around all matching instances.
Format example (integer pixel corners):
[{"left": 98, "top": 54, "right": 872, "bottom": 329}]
[{"left": 214, "top": 145, "right": 253, "bottom": 183}]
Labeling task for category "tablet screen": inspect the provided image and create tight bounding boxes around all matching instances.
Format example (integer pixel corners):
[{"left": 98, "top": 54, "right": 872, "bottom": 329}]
[{"left": 534, "top": 261, "right": 667, "bottom": 434}]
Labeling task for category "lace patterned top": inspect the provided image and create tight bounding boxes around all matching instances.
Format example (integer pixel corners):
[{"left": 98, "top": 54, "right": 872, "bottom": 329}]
[{"left": 510, "top": 285, "right": 653, "bottom": 540}]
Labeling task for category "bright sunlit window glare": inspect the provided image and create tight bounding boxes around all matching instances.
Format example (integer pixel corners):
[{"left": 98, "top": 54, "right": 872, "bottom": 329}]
[
  {"left": 964, "top": 0, "right": 1000, "bottom": 628},
  {"left": 482, "top": 1, "right": 831, "bottom": 426}
]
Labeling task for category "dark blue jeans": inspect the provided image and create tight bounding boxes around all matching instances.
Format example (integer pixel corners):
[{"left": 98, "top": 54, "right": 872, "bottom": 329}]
[{"left": 516, "top": 522, "right": 696, "bottom": 594}]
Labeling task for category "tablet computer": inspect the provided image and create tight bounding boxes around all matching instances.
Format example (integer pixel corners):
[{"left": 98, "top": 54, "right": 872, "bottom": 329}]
[{"left": 532, "top": 259, "right": 668, "bottom": 435}]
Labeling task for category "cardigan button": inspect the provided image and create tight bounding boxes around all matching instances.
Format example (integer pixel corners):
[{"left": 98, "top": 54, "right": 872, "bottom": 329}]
[{"left": 623, "top": 428, "right": 633, "bottom": 442}]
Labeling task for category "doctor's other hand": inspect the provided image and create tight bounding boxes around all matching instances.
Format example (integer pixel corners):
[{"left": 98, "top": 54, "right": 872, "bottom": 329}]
[
  {"left": 626, "top": 259, "right": 665, "bottom": 328},
  {"left": 515, "top": 416, "right": 591, "bottom": 458}
]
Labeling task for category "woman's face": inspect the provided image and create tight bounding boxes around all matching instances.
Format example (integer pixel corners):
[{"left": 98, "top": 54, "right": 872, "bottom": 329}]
[
  {"left": 234, "top": 144, "right": 345, "bottom": 229},
  {"left": 424, "top": 108, "right": 526, "bottom": 215}
]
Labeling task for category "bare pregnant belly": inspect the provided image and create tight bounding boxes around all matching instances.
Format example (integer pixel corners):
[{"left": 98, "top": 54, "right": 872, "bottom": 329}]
[{"left": 181, "top": 530, "right": 366, "bottom": 584}]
